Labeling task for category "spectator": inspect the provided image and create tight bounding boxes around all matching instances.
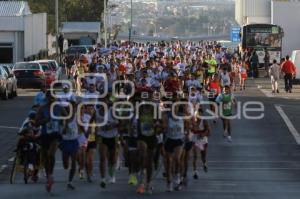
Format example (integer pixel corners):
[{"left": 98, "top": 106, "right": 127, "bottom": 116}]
[
  {"left": 281, "top": 55, "right": 296, "bottom": 93},
  {"left": 250, "top": 51, "right": 259, "bottom": 79},
  {"left": 264, "top": 49, "right": 270, "bottom": 77},
  {"left": 269, "top": 59, "right": 280, "bottom": 93}
]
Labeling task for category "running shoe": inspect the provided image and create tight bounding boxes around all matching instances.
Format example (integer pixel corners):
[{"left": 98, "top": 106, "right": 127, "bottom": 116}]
[
  {"left": 87, "top": 175, "right": 93, "bottom": 183},
  {"left": 136, "top": 184, "right": 145, "bottom": 194},
  {"left": 146, "top": 183, "right": 153, "bottom": 195},
  {"left": 166, "top": 183, "right": 173, "bottom": 192},
  {"left": 79, "top": 170, "right": 84, "bottom": 180},
  {"left": 174, "top": 183, "right": 182, "bottom": 191},
  {"left": 109, "top": 176, "right": 116, "bottom": 184},
  {"left": 131, "top": 175, "right": 138, "bottom": 186},
  {"left": 181, "top": 177, "right": 188, "bottom": 187},
  {"left": 67, "top": 183, "right": 75, "bottom": 190},
  {"left": 100, "top": 180, "right": 106, "bottom": 189},
  {"left": 227, "top": 136, "right": 232, "bottom": 142},
  {"left": 174, "top": 176, "right": 182, "bottom": 191},
  {"left": 193, "top": 171, "right": 199, "bottom": 180},
  {"left": 223, "top": 131, "right": 228, "bottom": 138},
  {"left": 128, "top": 175, "right": 134, "bottom": 185},
  {"left": 203, "top": 164, "right": 208, "bottom": 173},
  {"left": 46, "top": 177, "right": 54, "bottom": 193}
]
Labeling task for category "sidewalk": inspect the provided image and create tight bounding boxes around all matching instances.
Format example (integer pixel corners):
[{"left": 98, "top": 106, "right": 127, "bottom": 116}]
[{"left": 254, "top": 77, "right": 300, "bottom": 99}]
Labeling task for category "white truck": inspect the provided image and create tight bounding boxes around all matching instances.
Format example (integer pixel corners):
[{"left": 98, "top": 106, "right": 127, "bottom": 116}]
[{"left": 291, "top": 50, "right": 300, "bottom": 81}]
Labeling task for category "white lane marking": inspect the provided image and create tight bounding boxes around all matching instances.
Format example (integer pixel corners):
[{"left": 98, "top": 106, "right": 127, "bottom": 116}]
[
  {"left": 0, "top": 165, "right": 8, "bottom": 173},
  {"left": 275, "top": 105, "right": 300, "bottom": 145},
  {"left": 259, "top": 88, "right": 274, "bottom": 98},
  {"left": 0, "top": 125, "right": 19, "bottom": 130}
]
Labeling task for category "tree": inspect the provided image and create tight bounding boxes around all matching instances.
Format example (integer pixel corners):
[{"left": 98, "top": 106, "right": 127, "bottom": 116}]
[{"left": 26, "top": 0, "right": 107, "bottom": 34}]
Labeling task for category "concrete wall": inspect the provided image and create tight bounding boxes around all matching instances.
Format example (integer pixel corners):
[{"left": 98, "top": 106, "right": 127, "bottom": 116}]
[
  {"left": 24, "top": 13, "right": 47, "bottom": 58},
  {"left": 246, "top": 17, "right": 271, "bottom": 24},
  {"left": 272, "top": 0, "right": 300, "bottom": 56},
  {"left": 236, "top": 0, "right": 271, "bottom": 25}
]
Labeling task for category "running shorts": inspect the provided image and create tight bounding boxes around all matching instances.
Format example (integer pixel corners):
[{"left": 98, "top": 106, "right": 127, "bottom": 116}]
[
  {"left": 138, "top": 135, "right": 158, "bottom": 150},
  {"left": 40, "top": 133, "right": 61, "bottom": 151},
  {"left": 98, "top": 136, "right": 118, "bottom": 149},
  {"left": 164, "top": 138, "right": 183, "bottom": 153},
  {"left": 184, "top": 141, "right": 194, "bottom": 151},
  {"left": 59, "top": 139, "right": 79, "bottom": 156},
  {"left": 87, "top": 141, "right": 97, "bottom": 151}
]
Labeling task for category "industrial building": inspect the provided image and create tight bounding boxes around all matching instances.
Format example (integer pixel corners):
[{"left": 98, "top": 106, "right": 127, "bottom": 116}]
[
  {"left": 235, "top": 0, "right": 300, "bottom": 56},
  {"left": 0, "top": 1, "right": 47, "bottom": 64},
  {"left": 61, "top": 22, "right": 101, "bottom": 46}
]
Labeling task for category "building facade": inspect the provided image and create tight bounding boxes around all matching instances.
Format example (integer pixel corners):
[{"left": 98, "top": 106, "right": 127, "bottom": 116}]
[{"left": 0, "top": 1, "right": 47, "bottom": 64}]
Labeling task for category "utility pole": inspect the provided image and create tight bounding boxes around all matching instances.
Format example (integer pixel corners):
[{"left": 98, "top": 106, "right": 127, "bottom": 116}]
[
  {"left": 104, "top": 0, "right": 107, "bottom": 48},
  {"left": 55, "top": 0, "right": 59, "bottom": 58},
  {"left": 129, "top": 0, "right": 133, "bottom": 45}
]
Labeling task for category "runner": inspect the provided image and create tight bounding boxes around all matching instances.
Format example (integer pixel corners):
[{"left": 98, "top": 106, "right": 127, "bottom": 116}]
[
  {"left": 191, "top": 108, "right": 211, "bottom": 179},
  {"left": 36, "top": 91, "right": 65, "bottom": 192},
  {"left": 59, "top": 100, "right": 79, "bottom": 190},
  {"left": 95, "top": 99, "right": 119, "bottom": 189},
  {"left": 269, "top": 59, "right": 281, "bottom": 93},
  {"left": 136, "top": 103, "right": 158, "bottom": 194},
  {"left": 77, "top": 105, "right": 90, "bottom": 181},
  {"left": 216, "top": 86, "right": 236, "bottom": 142},
  {"left": 162, "top": 101, "right": 190, "bottom": 192},
  {"left": 220, "top": 68, "right": 231, "bottom": 90},
  {"left": 85, "top": 105, "right": 97, "bottom": 182},
  {"left": 239, "top": 62, "right": 248, "bottom": 91}
]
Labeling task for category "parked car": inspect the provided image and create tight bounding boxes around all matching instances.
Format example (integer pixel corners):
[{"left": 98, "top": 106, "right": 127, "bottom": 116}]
[
  {"left": 36, "top": 60, "right": 58, "bottom": 86},
  {"left": 0, "top": 66, "right": 15, "bottom": 100},
  {"left": 1, "top": 65, "right": 17, "bottom": 97},
  {"left": 37, "top": 60, "right": 59, "bottom": 71},
  {"left": 13, "top": 62, "right": 51, "bottom": 89}
]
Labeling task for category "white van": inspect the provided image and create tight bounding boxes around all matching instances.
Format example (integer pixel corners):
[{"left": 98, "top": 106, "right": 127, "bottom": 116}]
[{"left": 291, "top": 50, "right": 300, "bottom": 80}]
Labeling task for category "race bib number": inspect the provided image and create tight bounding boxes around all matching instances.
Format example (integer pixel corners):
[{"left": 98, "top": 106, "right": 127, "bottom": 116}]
[
  {"left": 223, "top": 78, "right": 229, "bottom": 85},
  {"left": 141, "top": 123, "right": 154, "bottom": 136},
  {"left": 223, "top": 102, "right": 232, "bottom": 110},
  {"left": 88, "top": 133, "right": 96, "bottom": 142},
  {"left": 169, "top": 125, "right": 183, "bottom": 137},
  {"left": 46, "top": 121, "right": 59, "bottom": 134},
  {"left": 209, "top": 89, "right": 217, "bottom": 98},
  {"left": 66, "top": 122, "right": 77, "bottom": 137}
]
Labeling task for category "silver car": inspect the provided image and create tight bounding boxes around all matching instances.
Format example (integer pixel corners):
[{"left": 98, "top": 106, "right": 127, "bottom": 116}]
[
  {"left": 1, "top": 65, "right": 17, "bottom": 97},
  {"left": 0, "top": 66, "right": 15, "bottom": 100}
]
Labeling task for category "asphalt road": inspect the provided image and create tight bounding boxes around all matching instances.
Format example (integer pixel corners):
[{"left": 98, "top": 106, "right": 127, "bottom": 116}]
[{"left": 0, "top": 83, "right": 300, "bottom": 199}]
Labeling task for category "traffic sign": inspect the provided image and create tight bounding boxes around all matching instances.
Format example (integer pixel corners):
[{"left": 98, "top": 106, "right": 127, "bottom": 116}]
[{"left": 231, "top": 27, "right": 241, "bottom": 42}]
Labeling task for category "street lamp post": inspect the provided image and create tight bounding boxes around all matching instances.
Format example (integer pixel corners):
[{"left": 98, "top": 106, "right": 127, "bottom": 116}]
[
  {"left": 55, "top": 0, "right": 59, "bottom": 57},
  {"left": 104, "top": 0, "right": 107, "bottom": 48},
  {"left": 129, "top": 0, "right": 133, "bottom": 44}
]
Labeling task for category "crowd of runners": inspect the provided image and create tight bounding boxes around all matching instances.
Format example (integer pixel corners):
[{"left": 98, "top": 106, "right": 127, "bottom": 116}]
[{"left": 17, "top": 40, "right": 248, "bottom": 194}]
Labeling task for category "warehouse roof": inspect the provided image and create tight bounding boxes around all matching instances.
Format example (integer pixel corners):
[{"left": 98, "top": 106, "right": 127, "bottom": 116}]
[
  {"left": 0, "top": 1, "right": 31, "bottom": 17},
  {"left": 61, "top": 22, "right": 101, "bottom": 33}
]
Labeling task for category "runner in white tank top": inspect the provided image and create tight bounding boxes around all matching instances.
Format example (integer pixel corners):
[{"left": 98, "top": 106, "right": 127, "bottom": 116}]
[
  {"left": 163, "top": 103, "right": 190, "bottom": 192},
  {"left": 192, "top": 109, "right": 211, "bottom": 179},
  {"left": 60, "top": 104, "right": 79, "bottom": 190},
  {"left": 95, "top": 105, "right": 119, "bottom": 188}
]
